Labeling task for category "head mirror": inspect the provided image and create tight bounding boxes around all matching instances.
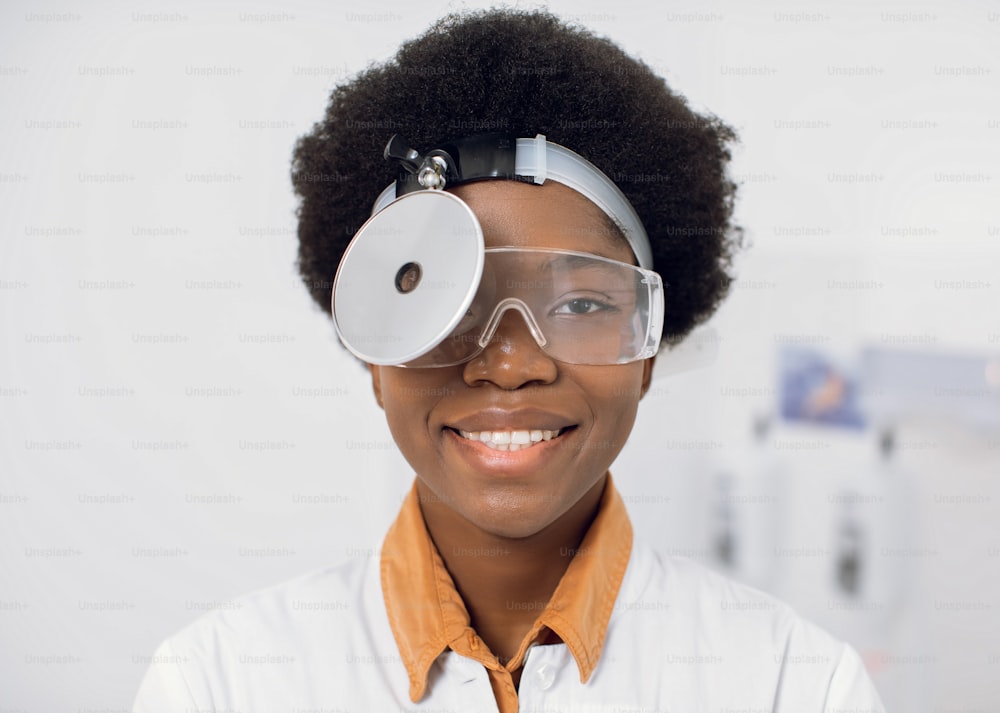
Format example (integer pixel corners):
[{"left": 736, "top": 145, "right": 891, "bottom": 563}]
[{"left": 332, "top": 190, "right": 484, "bottom": 364}]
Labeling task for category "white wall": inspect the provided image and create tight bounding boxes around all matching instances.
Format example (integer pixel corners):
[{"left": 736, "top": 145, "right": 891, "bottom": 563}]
[{"left": 1, "top": 0, "right": 997, "bottom": 709}]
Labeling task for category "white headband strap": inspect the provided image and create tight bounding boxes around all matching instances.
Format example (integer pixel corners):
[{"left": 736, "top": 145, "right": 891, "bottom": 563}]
[{"left": 370, "top": 134, "right": 653, "bottom": 269}]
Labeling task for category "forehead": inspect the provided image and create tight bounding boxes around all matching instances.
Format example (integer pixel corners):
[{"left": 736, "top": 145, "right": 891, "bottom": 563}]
[{"left": 448, "top": 180, "right": 635, "bottom": 264}]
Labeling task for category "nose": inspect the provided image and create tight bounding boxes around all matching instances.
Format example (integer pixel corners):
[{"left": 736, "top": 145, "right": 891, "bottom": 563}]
[{"left": 462, "top": 306, "right": 558, "bottom": 389}]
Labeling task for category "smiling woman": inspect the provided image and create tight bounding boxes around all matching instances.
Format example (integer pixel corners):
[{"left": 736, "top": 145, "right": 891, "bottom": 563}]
[
  {"left": 370, "top": 182, "right": 651, "bottom": 546},
  {"left": 132, "top": 8, "right": 884, "bottom": 713}
]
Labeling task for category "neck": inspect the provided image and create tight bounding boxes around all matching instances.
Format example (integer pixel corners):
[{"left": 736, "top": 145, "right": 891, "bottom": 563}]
[{"left": 417, "top": 475, "right": 607, "bottom": 667}]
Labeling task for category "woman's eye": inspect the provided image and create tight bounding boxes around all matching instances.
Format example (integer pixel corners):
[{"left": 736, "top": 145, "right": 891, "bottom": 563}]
[{"left": 553, "top": 297, "right": 614, "bottom": 315}]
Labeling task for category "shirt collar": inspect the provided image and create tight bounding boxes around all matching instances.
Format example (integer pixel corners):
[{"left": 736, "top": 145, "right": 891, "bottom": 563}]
[{"left": 380, "top": 475, "right": 633, "bottom": 702}]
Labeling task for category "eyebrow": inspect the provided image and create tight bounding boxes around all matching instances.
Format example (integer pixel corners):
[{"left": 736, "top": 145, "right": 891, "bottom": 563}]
[{"left": 539, "top": 253, "right": 624, "bottom": 271}]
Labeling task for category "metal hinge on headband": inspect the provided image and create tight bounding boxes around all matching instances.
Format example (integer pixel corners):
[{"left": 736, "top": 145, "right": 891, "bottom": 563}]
[
  {"left": 384, "top": 135, "right": 453, "bottom": 190},
  {"left": 384, "top": 134, "right": 522, "bottom": 196}
]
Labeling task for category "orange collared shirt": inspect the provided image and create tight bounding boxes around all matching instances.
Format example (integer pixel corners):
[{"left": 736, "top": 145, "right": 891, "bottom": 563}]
[{"left": 380, "top": 474, "right": 633, "bottom": 713}]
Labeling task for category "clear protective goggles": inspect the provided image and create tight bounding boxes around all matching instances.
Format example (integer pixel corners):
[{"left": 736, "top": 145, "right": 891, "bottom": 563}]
[
  {"left": 405, "top": 247, "right": 663, "bottom": 367},
  {"left": 331, "top": 134, "right": 665, "bottom": 367}
]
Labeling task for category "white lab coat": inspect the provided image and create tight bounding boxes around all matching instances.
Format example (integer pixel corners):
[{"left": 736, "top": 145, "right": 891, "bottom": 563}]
[{"left": 133, "top": 542, "right": 885, "bottom": 712}]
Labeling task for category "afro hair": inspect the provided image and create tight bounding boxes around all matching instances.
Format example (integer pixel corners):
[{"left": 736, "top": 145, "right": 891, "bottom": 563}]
[{"left": 292, "top": 8, "right": 740, "bottom": 347}]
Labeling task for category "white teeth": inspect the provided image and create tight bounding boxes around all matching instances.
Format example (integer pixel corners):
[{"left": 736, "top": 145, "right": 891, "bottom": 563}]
[{"left": 457, "top": 428, "right": 562, "bottom": 451}]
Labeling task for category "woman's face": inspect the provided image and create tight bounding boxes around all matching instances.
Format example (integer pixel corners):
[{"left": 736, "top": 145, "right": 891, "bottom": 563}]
[{"left": 368, "top": 180, "right": 654, "bottom": 539}]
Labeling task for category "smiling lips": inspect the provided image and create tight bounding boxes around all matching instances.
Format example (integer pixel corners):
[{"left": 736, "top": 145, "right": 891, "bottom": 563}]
[{"left": 457, "top": 429, "right": 564, "bottom": 452}]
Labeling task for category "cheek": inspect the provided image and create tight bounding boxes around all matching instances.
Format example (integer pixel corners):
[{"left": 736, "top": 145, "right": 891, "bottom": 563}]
[
  {"left": 381, "top": 375, "right": 424, "bottom": 424},
  {"left": 585, "top": 366, "right": 647, "bottom": 432},
  {"left": 378, "top": 371, "right": 451, "bottom": 447}
]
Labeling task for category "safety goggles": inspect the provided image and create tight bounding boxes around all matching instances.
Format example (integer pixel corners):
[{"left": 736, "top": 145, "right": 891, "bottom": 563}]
[{"left": 403, "top": 247, "right": 663, "bottom": 367}]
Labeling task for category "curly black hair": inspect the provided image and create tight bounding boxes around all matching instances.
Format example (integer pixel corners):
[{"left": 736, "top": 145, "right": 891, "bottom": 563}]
[{"left": 292, "top": 8, "right": 739, "bottom": 347}]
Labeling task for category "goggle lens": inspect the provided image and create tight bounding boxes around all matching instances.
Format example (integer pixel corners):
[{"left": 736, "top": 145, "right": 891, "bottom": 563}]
[{"left": 403, "top": 248, "right": 662, "bottom": 367}]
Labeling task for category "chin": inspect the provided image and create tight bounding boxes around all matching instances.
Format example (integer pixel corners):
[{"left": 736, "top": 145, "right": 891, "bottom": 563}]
[
  {"left": 479, "top": 520, "right": 550, "bottom": 541},
  {"left": 463, "top": 498, "right": 565, "bottom": 541}
]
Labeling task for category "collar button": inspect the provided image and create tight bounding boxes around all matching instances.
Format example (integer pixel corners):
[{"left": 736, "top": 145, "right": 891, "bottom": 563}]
[{"left": 535, "top": 662, "right": 556, "bottom": 690}]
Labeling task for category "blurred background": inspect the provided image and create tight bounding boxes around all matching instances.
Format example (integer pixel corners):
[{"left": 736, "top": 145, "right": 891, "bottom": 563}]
[{"left": 1, "top": 0, "right": 998, "bottom": 709}]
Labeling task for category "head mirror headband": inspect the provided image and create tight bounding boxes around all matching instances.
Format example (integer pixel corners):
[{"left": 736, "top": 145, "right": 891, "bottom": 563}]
[
  {"left": 372, "top": 133, "right": 652, "bottom": 269},
  {"left": 331, "top": 133, "right": 662, "bottom": 366}
]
